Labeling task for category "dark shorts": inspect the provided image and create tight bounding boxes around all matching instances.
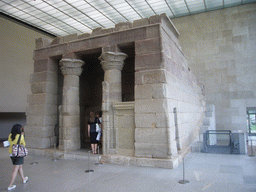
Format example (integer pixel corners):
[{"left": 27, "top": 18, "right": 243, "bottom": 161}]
[
  {"left": 10, "top": 156, "right": 24, "bottom": 165},
  {"left": 90, "top": 132, "right": 98, "bottom": 144}
]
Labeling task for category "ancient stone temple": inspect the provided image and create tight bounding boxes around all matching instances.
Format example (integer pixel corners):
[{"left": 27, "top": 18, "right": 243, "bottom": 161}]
[{"left": 25, "top": 13, "right": 205, "bottom": 168}]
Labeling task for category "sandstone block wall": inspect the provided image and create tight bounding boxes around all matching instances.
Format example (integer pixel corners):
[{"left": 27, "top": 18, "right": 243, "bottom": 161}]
[
  {"left": 172, "top": 4, "right": 256, "bottom": 132},
  {"left": 26, "top": 58, "right": 58, "bottom": 148},
  {"left": 134, "top": 15, "right": 205, "bottom": 159}
]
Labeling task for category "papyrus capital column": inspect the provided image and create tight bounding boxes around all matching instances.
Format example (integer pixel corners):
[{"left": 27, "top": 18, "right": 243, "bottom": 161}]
[
  {"left": 59, "top": 59, "right": 84, "bottom": 151},
  {"left": 99, "top": 52, "right": 127, "bottom": 103},
  {"left": 99, "top": 52, "right": 127, "bottom": 155}
]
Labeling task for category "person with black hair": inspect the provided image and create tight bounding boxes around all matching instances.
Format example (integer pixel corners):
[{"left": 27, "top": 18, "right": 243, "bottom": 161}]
[{"left": 7, "top": 124, "right": 28, "bottom": 191}]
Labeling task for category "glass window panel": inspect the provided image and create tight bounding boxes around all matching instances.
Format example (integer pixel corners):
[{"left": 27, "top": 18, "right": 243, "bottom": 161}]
[
  {"left": 29, "top": 0, "right": 44, "bottom": 6},
  {"left": 69, "top": 0, "right": 86, "bottom": 7},
  {"left": 206, "top": 0, "right": 223, "bottom": 8},
  {"left": 8, "top": 1, "right": 24, "bottom": 7}
]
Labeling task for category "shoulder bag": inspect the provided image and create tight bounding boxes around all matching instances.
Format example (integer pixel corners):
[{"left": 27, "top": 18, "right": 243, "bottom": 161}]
[{"left": 12, "top": 135, "right": 28, "bottom": 157}]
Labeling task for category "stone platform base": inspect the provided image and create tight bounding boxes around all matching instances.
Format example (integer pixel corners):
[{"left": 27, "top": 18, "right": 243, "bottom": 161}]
[
  {"left": 101, "top": 146, "right": 191, "bottom": 169},
  {"left": 27, "top": 146, "right": 191, "bottom": 169}
]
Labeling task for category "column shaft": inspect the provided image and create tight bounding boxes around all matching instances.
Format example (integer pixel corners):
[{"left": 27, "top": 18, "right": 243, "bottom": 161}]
[
  {"left": 59, "top": 59, "right": 84, "bottom": 151},
  {"left": 99, "top": 52, "right": 127, "bottom": 155}
]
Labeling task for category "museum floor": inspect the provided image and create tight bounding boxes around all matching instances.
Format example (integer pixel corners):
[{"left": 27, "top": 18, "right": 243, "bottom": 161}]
[{"left": 0, "top": 147, "right": 255, "bottom": 192}]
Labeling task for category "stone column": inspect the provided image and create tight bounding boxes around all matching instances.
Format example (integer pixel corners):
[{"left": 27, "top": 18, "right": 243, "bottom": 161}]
[
  {"left": 99, "top": 52, "right": 127, "bottom": 154},
  {"left": 59, "top": 59, "right": 84, "bottom": 151}
]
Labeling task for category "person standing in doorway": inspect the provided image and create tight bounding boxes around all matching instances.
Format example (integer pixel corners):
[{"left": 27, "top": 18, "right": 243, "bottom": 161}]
[
  {"left": 88, "top": 111, "right": 101, "bottom": 154},
  {"left": 96, "top": 111, "right": 102, "bottom": 148},
  {"left": 7, "top": 124, "right": 28, "bottom": 191}
]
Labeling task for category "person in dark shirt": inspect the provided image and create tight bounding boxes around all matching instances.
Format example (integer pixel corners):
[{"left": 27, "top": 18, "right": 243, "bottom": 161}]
[{"left": 87, "top": 111, "right": 101, "bottom": 154}]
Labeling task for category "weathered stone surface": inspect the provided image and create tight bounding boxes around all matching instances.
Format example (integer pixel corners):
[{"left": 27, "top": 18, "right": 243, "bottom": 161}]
[
  {"left": 135, "top": 84, "right": 167, "bottom": 100},
  {"left": 30, "top": 72, "right": 57, "bottom": 84},
  {"left": 135, "top": 52, "right": 162, "bottom": 70},
  {"left": 134, "top": 142, "right": 169, "bottom": 158},
  {"left": 110, "top": 28, "right": 146, "bottom": 44},
  {"left": 92, "top": 27, "right": 102, "bottom": 36},
  {"left": 26, "top": 114, "right": 57, "bottom": 126},
  {"left": 146, "top": 25, "right": 160, "bottom": 38},
  {"left": 135, "top": 98, "right": 168, "bottom": 114},
  {"left": 63, "top": 34, "right": 77, "bottom": 43},
  {"left": 28, "top": 93, "right": 57, "bottom": 105},
  {"left": 35, "top": 38, "right": 52, "bottom": 49},
  {"left": 25, "top": 125, "right": 55, "bottom": 137},
  {"left": 67, "top": 39, "right": 91, "bottom": 53},
  {"left": 27, "top": 93, "right": 57, "bottom": 105},
  {"left": 115, "top": 22, "right": 132, "bottom": 31},
  {"left": 31, "top": 82, "right": 57, "bottom": 94},
  {"left": 78, "top": 33, "right": 91, "bottom": 39},
  {"left": 62, "top": 115, "right": 80, "bottom": 127},
  {"left": 34, "top": 59, "right": 58, "bottom": 73},
  {"left": 27, "top": 105, "right": 57, "bottom": 115},
  {"left": 51, "top": 36, "right": 63, "bottom": 45},
  {"left": 135, "top": 70, "right": 167, "bottom": 85},
  {"left": 133, "top": 18, "right": 149, "bottom": 28},
  {"left": 25, "top": 136, "right": 53, "bottom": 148},
  {"left": 135, "top": 38, "right": 161, "bottom": 54}
]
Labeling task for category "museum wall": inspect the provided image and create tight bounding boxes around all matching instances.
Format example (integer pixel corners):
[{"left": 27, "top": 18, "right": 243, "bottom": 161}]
[
  {"left": 0, "top": 15, "right": 53, "bottom": 139},
  {"left": 172, "top": 3, "right": 256, "bottom": 132}
]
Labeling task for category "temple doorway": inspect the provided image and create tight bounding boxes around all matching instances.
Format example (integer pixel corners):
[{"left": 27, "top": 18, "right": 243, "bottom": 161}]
[{"left": 79, "top": 49, "right": 104, "bottom": 149}]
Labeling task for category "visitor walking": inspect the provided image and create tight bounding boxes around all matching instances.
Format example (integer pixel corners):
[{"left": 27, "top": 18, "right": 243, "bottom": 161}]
[{"left": 7, "top": 124, "right": 28, "bottom": 191}]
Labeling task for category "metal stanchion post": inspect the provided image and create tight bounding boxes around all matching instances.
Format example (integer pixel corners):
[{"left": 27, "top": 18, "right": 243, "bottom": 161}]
[
  {"left": 85, "top": 151, "right": 94, "bottom": 173},
  {"left": 95, "top": 146, "right": 102, "bottom": 165},
  {"left": 52, "top": 143, "right": 58, "bottom": 161},
  {"left": 249, "top": 139, "right": 254, "bottom": 157},
  {"left": 178, "top": 158, "right": 189, "bottom": 184},
  {"left": 30, "top": 147, "right": 38, "bottom": 165}
]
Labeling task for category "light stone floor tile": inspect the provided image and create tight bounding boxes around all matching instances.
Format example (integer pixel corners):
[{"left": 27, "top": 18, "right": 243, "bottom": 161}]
[{"left": 0, "top": 147, "right": 256, "bottom": 192}]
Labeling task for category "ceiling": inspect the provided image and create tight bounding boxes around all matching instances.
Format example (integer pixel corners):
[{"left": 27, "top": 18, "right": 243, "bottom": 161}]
[{"left": 1, "top": 0, "right": 255, "bottom": 37}]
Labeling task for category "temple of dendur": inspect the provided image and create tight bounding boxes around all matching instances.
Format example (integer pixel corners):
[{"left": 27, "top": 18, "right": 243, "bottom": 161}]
[{"left": 26, "top": 13, "right": 205, "bottom": 168}]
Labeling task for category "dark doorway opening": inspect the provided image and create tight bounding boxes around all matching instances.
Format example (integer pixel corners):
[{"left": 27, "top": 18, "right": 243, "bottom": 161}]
[
  {"left": 79, "top": 49, "right": 104, "bottom": 149},
  {"left": 119, "top": 42, "right": 135, "bottom": 102}
]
